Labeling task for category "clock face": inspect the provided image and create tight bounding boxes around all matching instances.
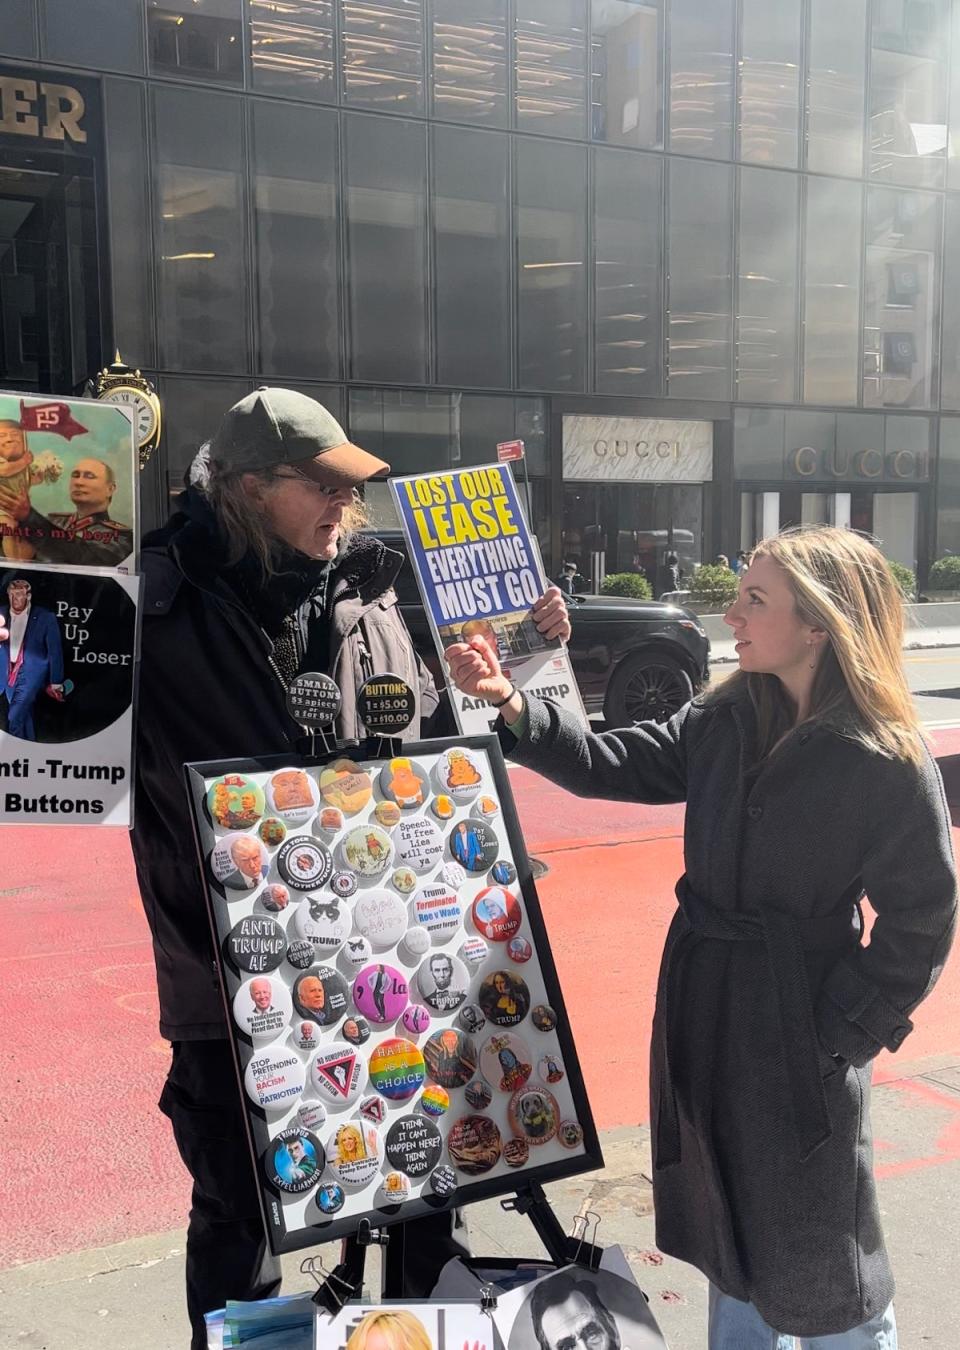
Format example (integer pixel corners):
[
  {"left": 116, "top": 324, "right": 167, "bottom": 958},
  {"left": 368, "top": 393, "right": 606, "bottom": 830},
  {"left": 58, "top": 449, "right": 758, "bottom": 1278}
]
[{"left": 101, "top": 387, "right": 158, "bottom": 445}]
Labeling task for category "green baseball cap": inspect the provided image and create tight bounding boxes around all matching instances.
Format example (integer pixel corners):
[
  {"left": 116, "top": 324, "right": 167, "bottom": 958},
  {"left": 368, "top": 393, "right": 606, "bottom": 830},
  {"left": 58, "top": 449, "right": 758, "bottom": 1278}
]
[{"left": 208, "top": 387, "right": 389, "bottom": 486}]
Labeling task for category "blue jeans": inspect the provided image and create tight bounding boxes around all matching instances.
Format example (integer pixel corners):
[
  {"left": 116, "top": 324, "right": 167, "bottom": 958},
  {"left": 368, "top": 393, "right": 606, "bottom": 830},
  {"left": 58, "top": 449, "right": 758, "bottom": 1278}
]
[{"left": 708, "top": 1286, "right": 898, "bottom": 1349}]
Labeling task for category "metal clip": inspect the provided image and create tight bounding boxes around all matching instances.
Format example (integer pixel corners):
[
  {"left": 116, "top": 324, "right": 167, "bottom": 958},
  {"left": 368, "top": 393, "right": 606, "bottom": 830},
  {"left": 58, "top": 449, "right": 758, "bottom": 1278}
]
[
  {"left": 570, "top": 1207, "right": 602, "bottom": 1270},
  {"left": 479, "top": 1283, "right": 499, "bottom": 1314}
]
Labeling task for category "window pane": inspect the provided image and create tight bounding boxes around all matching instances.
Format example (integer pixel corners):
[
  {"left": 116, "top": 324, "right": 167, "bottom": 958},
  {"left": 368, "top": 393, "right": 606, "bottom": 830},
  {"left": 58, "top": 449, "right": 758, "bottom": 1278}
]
[
  {"left": 594, "top": 146, "right": 662, "bottom": 396},
  {"left": 431, "top": 0, "right": 508, "bottom": 127},
  {"left": 738, "top": 0, "right": 801, "bottom": 167},
  {"left": 43, "top": 0, "right": 144, "bottom": 72},
  {"left": 862, "top": 187, "right": 939, "bottom": 408},
  {"left": 349, "top": 388, "right": 459, "bottom": 474},
  {"left": 737, "top": 167, "right": 799, "bottom": 403},
  {"left": 870, "top": 0, "right": 948, "bottom": 188},
  {"left": 937, "top": 418, "right": 960, "bottom": 556},
  {"left": 253, "top": 99, "right": 339, "bottom": 381},
  {"left": 668, "top": 0, "right": 734, "bottom": 159},
  {"left": 1, "top": 2, "right": 38, "bottom": 57},
  {"left": 248, "top": 0, "right": 335, "bottom": 101},
  {"left": 104, "top": 79, "right": 156, "bottom": 367},
  {"left": 515, "top": 0, "right": 587, "bottom": 139},
  {"left": 667, "top": 158, "right": 733, "bottom": 400},
  {"left": 807, "top": 0, "right": 867, "bottom": 176},
  {"left": 342, "top": 0, "right": 424, "bottom": 114},
  {"left": 153, "top": 87, "right": 249, "bottom": 373},
  {"left": 950, "top": 2, "right": 960, "bottom": 189},
  {"left": 803, "top": 176, "right": 862, "bottom": 405},
  {"left": 516, "top": 137, "right": 587, "bottom": 392},
  {"left": 148, "top": 0, "right": 244, "bottom": 84},
  {"left": 940, "top": 195, "right": 960, "bottom": 409},
  {"left": 343, "top": 114, "right": 427, "bottom": 383},
  {"left": 433, "top": 125, "right": 510, "bottom": 388},
  {"left": 590, "top": 0, "right": 662, "bottom": 149},
  {"left": 159, "top": 374, "right": 251, "bottom": 500}
]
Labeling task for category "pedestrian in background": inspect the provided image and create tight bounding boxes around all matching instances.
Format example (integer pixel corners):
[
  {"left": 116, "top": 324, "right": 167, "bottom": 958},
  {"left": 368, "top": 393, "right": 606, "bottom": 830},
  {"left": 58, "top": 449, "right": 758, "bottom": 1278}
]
[
  {"left": 555, "top": 559, "right": 579, "bottom": 596},
  {"left": 733, "top": 549, "right": 748, "bottom": 575},
  {"left": 445, "top": 525, "right": 956, "bottom": 1349},
  {"left": 714, "top": 553, "right": 731, "bottom": 569}
]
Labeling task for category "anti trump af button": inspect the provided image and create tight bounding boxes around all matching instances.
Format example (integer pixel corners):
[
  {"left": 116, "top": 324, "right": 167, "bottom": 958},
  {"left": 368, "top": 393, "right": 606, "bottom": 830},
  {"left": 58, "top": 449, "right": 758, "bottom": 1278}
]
[{"left": 225, "top": 915, "right": 286, "bottom": 973}]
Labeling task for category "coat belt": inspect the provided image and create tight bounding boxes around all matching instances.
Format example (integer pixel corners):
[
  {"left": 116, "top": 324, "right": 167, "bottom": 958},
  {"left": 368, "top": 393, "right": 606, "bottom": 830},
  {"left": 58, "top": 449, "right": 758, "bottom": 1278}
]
[{"left": 656, "top": 877, "right": 860, "bottom": 1167}]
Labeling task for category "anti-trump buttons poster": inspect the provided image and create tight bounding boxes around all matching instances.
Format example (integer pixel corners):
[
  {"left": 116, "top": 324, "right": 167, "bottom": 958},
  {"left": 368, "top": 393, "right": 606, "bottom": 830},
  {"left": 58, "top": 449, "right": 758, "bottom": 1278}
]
[{"left": 0, "top": 564, "right": 139, "bottom": 825}]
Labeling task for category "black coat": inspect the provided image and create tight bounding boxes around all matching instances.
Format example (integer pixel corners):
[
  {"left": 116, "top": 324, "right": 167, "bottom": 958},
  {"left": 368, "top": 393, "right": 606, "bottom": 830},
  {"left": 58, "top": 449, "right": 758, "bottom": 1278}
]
[
  {"left": 500, "top": 687, "right": 956, "bottom": 1336},
  {"left": 130, "top": 498, "right": 443, "bottom": 1039}
]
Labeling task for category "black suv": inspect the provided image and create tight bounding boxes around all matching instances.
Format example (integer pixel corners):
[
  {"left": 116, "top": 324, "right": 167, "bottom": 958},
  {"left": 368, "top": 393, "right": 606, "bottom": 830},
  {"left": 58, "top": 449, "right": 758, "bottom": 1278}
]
[{"left": 377, "top": 531, "right": 711, "bottom": 724}]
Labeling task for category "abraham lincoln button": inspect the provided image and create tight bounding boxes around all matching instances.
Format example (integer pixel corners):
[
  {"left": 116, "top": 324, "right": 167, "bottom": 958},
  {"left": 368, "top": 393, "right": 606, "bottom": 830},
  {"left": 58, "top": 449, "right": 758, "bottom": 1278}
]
[
  {"left": 385, "top": 1115, "right": 443, "bottom": 1178},
  {"left": 423, "top": 1027, "right": 477, "bottom": 1089},
  {"left": 294, "top": 895, "right": 349, "bottom": 955},
  {"left": 412, "top": 882, "right": 464, "bottom": 944},
  {"left": 417, "top": 952, "right": 470, "bottom": 1013},
  {"left": 430, "top": 1164, "right": 457, "bottom": 1197},
  {"left": 448, "top": 820, "right": 498, "bottom": 873},
  {"left": 211, "top": 832, "right": 270, "bottom": 891},
  {"left": 471, "top": 886, "right": 522, "bottom": 943},
  {"left": 480, "top": 1032, "right": 533, "bottom": 1093},
  {"left": 447, "top": 1115, "right": 502, "bottom": 1175},
  {"left": 357, "top": 674, "right": 416, "bottom": 736},
  {"left": 478, "top": 971, "right": 531, "bottom": 1027},
  {"left": 292, "top": 966, "right": 349, "bottom": 1027},
  {"left": 233, "top": 975, "right": 293, "bottom": 1044},
  {"left": 434, "top": 746, "right": 484, "bottom": 803},
  {"left": 508, "top": 1086, "right": 560, "bottom": 1146},
  {"left": 353, "top": 962, "right": 409, "bottom": 1024},
  {"left": 309, "top": 1041, "right": 364, "bottom": 1105},
  {"left": 277, "top": 837, "right": 333, "bottom": 891},
  {"left": 286, "top": 671, "right": 341, "bottom": 729},
  {"left": 378, "top": 757, "right": 430, "bottom": 809},
  {"left": 225, "top": 915, "right": 286, "bottom": 973},
  {"left": 264, "top": 1127, "right": 322, "bottom": 1194},
  {"left": 207, "top": 774, "right": 265, "bottom": 831},
  {"left": 319, "top": 759, "right": 372, "bottom": 816},
  {"left": 266, "top": 768, "right": 320, "bottom": 826},
  {"left": 395, "top": 815, "right": 444, "bottom": 874},
  {"left": 244, "top": 1044, "right": 306, "bottom": 1113},
  {"left": 354, "top": 889, "right": 408, "bottom": 950},
  {"left": 368, "top": 1037, "right": 426, "bottom": 1102},
  {"left": 325, "top": 1119, "right": 382, "bottom": 1188},
  {"left": 341, "top": 824, "right": 393, "bottom": 878}
]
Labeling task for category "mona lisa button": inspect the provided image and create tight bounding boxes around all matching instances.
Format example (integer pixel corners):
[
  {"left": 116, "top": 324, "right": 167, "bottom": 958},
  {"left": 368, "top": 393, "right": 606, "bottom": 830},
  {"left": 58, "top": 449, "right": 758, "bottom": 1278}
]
[{"left": 226, "top": 916, "right": 286, "bottom": 973}]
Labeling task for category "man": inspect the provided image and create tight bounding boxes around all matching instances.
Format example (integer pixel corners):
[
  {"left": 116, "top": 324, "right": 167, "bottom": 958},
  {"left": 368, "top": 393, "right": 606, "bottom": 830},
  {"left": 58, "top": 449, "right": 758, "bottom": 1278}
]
[
  {"left": 130, "top": 389, "right": 559, "bottom": 1347},
  {"left": 229, "top": 835, "right": 267, "bottom": 888},
  {"left": 530, "top": 1273, "right": 621, "bottom": 1350},
  {"left": 0, "top": 577, "right": 65, "bottom": 740},
  {"left": 0, "top": 448, "right": 133, "bottom": 567},
  {"left": 429, "top": 953, "right": 453, "bottom": 992},
  {"left": 249, "top": 979, "right": 273, "bottom": 1013},
  {"left": 284, "top": 1136, "right": 317, "bottom": 1181}
]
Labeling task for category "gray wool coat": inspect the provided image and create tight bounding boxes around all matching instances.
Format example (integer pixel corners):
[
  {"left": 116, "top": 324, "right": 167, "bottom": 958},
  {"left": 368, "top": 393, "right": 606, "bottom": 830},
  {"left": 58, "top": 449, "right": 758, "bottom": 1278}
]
[{"left": 501, "top": 685, "right": 956, "bottom": 1337}]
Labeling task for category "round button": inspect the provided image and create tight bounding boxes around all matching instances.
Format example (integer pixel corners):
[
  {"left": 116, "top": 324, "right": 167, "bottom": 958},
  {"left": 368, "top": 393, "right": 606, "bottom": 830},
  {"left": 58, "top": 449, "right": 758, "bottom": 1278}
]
[
  {"left": 402, "top": 1004, "right": 431, "bottom": 1036},
  {"left": 244, "top": 1044, "right": 306, "bottom": 1113},
  {"left": 314, "top": 805, "right": 345, "bottom": 835},
  {"left": 343, "top": 935, "right": 373, "bottom": 971},
  {"left": 503, "top": 1137, "right": 529, "bottom": 1169},
  {"left": 293, "top": 895, "right": 349, "bottom": 955},
  {"left": 353, "top": 963, "right": 409, "bottom": 1024},
  {"left": 472, "top": 795, "right": 500, "bottom": 822},
  {"left": 319, "top": 759, "right": 372, "bottom": 816},
  {"left": 263, "top": 1127, "right": 321, "bottom": 1194},
  {"left": 290, "top": 1020, "right": 322, "bottom": 1053},
  {"left": 448, "top": 820, "right": 498, "bottom": 873},
  {"left": 356, "top": 674, "right": 417, "bottom": 736},
  {"left": 417, "top": 952, "right": 470, "bottom": 1013},
  {"left": 286, "top": 672, "right": 341, "bottom": 729},
  {"left": 233, "top": 975, "right": 293, "bottom": 1044},
  {"left": 277, "top": 837, "right": 333, "bottom": 891},
  {"left": 341, "top": 1015, "right": 371, "bottom": 1047},
  {"left": 480, "top": 1032, "right": 533, "bottom": 1093},
  {"left": 207, "top": 774, "right": 264, "bottom": 832},
  {"left": 399, "top": 926, "right": 431, "bottom": 963},
  {"left": 391, "top": 866, "right": 418, "bottom": 894},
  {"left": 507, "top": 936, "right": 532, "bottom": 964},
  {"left": 412, "top": 882, "right": 464, "bottom": 944},
  {"left": 266, "top": 768, "right": 320, "bottom": 826},
  {"left": 292, "top": 966, "right": 349, "bottom": 1027},
  {"left": 378, "top": 757, "right": 430, "bottom": 809},
  {"left": 531, "top": 1004, "right": 558, "bottom": 1032},
  {"left": 434, "top": 746, "right": 484, "bottom": 803},
  {"left": 539, "top": 1053, "right": 565, "bottom": 1085},
  {"left": 507, "top": 1086, "right": 560, "bottom": 1146},
  {"left": 430, "top": 1164, "right": 457, "bottom": 1197},
  {"left": 359, "top": 1094, "right": 387, "bottom": 1126},
  {"left": 458, "top": 1003, "right": 486, "bottom": 1035},
  {"left": 331, "top": 871, "right": 358, "bottom": 899},
  {"left": 258, "top": 817, "right": 287, "bottom": 848},
  {"left": 423, "top": 1027, "right": 477, "bottom": 1089},
  {"left": 374, "top": 800, "right": 402, "bottom": 829},
  {"left": 354, "top": 889, "right": 408, "bottom": 950},
  {"left": 309, "top": 1042, "right": 364, "bottom": 1105},
  {"left": 431, "top": 795, "right": 455, "bottom": 821},
  {"left": 491, "top": 861, "right": 517, "bottom": 886},
  {"left": 441, "top": 861, "right": 467, "bottom": 889},
  {"left": 420, "top": 1084, "right": 450, "bottom": 1118},
  {"left": 459, "top": 936, "right": 489, "bottom": 969},
  {"left": 447, "top": 1115, "right": 502, "bottom": 1175},
  {"left": 471, "top": 886, "right": 522, "bottom": 943},
  {"left": 395, "top": 816, "right": 444, "bottom": 874},
  {"left": 261, "top": 883, "right": 291, "bottom": 913},
  {"left": 368, "top": 1037, "right": 426, "bottom": 1102},
  {"left": 210, "top": 832, "right": 269, "bottom": 891},
  {"left": 225, "top": 915, "right": 286, "bottom": 973},
  {"left": 379, "top": 1171, "right": 412, "bottom": 1205},
  {"left": 325, "top": 1119, "right": 382, "bottom": 1188},
  {"left": 465, "top": 1079, "right": 492, "bottom": 1110},
  {"left": 340, "top": 825, "right": 393, "bottom": 878},
  {"left": 296, "top": 1099, "right": 328, "bottom": 1133},
  {"left": 316, "top": 1182, "right": 345, "bottom": 1215},
  {"left": 478, "top": 971, "right": 531, "bottom": 1028},
  {"left": 385, "top": 1115, "right": 443, "bottom": 1178},
  {"left": 286, "top": 939, "right": 315, "bottom": 970},
  {"left": 558, "top": 1120, "right": 584, "bottom": 1150}
]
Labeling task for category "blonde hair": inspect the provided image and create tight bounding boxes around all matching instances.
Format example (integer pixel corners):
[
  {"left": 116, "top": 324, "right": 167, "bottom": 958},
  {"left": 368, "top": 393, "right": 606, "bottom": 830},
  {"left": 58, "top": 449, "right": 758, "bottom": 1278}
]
[
  {"left": 711, "top": 526, "right": 925, "bottom": 767},
  {"left": 345, "top": 1310, "right": 431, "bottom": 1350}
]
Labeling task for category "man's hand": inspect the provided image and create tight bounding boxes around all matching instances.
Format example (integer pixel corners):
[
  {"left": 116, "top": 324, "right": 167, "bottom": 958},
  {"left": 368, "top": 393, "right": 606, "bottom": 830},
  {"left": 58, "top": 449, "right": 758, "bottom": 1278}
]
[
  {"left": 532, "top": 585, "right": 571, "bottom": 643},
  {"left": 445, "top": 636, "right": 511, "bottom": 704},
  {"left": 0, "top": 481, "right": 30, "bottom": 522},
  {"left": 45, "top": 683, "right": 65, "bottom": 702},
  {"left": 0, "top": 619, "right": 8, "bottom": 644}
]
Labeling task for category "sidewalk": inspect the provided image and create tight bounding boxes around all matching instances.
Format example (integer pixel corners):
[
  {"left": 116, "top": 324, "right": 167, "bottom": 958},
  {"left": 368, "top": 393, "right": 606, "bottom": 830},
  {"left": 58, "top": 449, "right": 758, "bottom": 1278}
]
[{"left": 5, "top": 1054, "right": 959, "bottom": 1349}]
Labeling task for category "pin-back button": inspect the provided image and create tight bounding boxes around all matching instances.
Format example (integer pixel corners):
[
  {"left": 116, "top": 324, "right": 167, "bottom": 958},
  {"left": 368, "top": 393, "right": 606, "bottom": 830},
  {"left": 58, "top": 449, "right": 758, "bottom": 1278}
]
[
  {"left": 417, "top": 951, "right": 470, "bottom": 1013},
  {"left": 341, "top": 1015, "right": 371, "bottom": 1047},
  {"left": 412, "top": 882, "right": 464, "bottom": 944},
  {"left": 368, "top": 1037, "right": 426, "bottom": 1102},
  {"left": 507, "top": 1086, "right": 560, "bottom": 1146},
  {"left": 352, "top": 962, "right": 409, "bottom": 1024},
  {"left": 539, "top": 1053, "right": 565, "bottom": 1085},
  {"left": 448, "top": 820, "right": 498, "bottom": 873},
  {"left": 277, "top": 837, "right": 333, "bottom": 891},
  {"left": 419, "top": 1084, "right": 450, "bottom": 1118},
  {"left": 422, "top": 1027, "right": 477, "bottom": 1089},
  {"left": 465, "top": 1079, "right": 492, "bottom": 1111},
  {"left": 292, "top": 966, "right": 349, "bottom": 1027},
  {"left": 325, "top": 1119, "right": 382, "bottom": 1188},
  {"left": 479, "top": 1032, "right": 533, "bottom": 1093},
  {"left": 353, "top": 889, "right": 409, "bottom": 950},
  {"left": 263, "top": 1127, "right": 321, "bottom": 1194},
  {"left": 429, "top": 1164, "right": 457, "bottom": 1197},
  {"left": 531, "top": 1004, "right": 558, "bottom": 1032},
  {"left": 402, "top": 1004, "right": 431, "bottom": 1036},
  {"left": 225, "top": 915, "right": 286, "bottom": 973},
  {"left": 309, "top": 1042, "right": 364, "bottom": 1105},
  {"left": 447, "top": 1115, "right": 502, "bottom": 1175},
  {"left": 434, "top": 746, "right": 484, "bottom": 803},
  {"left": 558, "top": 1120, "right": 584, "bottom": 1149},
  {"left": 507, "top": 936, "right": 532, "bottom": 964},
  {"left": 319, "top": 759, "right": 372, "bottom": 816},
  {"left": 385, "top": 1115, "right": 443, "bottom": 1178},
  {"left": 244, "top": 1043, "right": 306, "bottom": 1113},
  {"left": 378, "top": 757, "right": 430, "bottom": 809},
  {"left": 266, "top": 768, "right": 320, "bottom": 826},
  {"left": 293, "top": 895, "right": 349, "bottom": 956},
  {"left": 395, "top": 815, "right": 444, "bottom": 874},
  {"left": 316, "top": 1182, "right": 345, "bottom": 1215},
  {"left": 478, "top": 971, "right": 531, "bottom": 1027},
  {"left": 233, "top": 975, "right": 293, "bottom": 1044},
  {"left": 340, "top": 824, "right": 393, "bottom": 879},
  {"left": 211, "top": 832, "right": 270, "bottom": 891},
  {"left": 470, "top": 886, "right": 522, "bottom": 943},
  {"left": 207, "top": 774, "right": 264, "bottom": 831}
]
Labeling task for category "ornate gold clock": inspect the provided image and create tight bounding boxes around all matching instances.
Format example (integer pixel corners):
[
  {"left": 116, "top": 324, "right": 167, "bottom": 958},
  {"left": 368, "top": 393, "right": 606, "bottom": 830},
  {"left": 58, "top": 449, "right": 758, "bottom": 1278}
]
[{"left": 95, "top": 353, "right": 162, "bottom": 468}]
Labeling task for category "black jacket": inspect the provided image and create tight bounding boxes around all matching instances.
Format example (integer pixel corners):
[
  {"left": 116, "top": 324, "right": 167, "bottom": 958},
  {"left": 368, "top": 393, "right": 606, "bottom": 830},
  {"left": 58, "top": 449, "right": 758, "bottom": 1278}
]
[{"left": 130, "top": 491, "right": 443, "bottom": 1039}]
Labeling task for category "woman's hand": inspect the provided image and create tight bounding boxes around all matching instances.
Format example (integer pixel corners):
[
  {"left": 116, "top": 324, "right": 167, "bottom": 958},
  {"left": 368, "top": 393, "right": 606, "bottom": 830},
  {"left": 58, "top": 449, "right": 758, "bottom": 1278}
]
[
  {"left": 445, "top": 636, "right": 509, "bottom": 703},
  {"left": 532, "top": 585, "right": 571, "bottom": 643}
]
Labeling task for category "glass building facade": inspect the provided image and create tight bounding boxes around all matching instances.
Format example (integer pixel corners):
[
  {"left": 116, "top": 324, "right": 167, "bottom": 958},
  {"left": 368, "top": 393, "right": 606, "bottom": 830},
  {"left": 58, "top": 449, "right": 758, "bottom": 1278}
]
[{"left": 3, "top": 0, "right": 960, "bottom": 583}]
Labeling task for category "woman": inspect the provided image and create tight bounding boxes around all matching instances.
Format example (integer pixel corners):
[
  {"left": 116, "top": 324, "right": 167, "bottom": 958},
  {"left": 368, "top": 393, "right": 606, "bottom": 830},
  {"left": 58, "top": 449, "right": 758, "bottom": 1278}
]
[
  {"left": 445, "top": 527, "right": 956, "bottom": 1348},
  {"left": 345, "top": 1308, "right": 431, "bottom": 1350}
]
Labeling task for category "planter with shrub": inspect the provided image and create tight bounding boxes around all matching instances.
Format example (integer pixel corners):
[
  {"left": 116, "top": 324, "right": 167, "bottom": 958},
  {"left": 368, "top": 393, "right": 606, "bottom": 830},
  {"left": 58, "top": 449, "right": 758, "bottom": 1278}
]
[
  {"left": 689, "top": 563, "right": 739, "bottom": 612},
  {"left": 600, "top": 571, "right": 653, "bottom": 600}
]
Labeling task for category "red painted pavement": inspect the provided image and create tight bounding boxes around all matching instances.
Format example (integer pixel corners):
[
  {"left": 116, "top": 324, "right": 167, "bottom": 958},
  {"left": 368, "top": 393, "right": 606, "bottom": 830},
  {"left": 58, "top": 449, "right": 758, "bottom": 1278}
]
[{"left": 2, "top": 726, "right": 960, "bottom": 1267}]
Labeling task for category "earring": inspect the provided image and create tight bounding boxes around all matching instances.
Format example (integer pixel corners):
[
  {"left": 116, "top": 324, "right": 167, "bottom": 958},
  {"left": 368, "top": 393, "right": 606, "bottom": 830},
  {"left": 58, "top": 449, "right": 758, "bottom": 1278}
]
[{"left": 808, "top": 642, "right": 817, "bottom": 671}]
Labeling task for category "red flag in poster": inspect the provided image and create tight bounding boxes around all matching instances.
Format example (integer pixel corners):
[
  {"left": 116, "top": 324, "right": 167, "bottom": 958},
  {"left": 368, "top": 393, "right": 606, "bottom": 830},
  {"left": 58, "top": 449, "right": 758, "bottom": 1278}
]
[
  {"left": 496, "top": 439, "right": 524, "bottom": 462},
  {"left": 19, "top": 400, "right": 88, "bottom": 440}
]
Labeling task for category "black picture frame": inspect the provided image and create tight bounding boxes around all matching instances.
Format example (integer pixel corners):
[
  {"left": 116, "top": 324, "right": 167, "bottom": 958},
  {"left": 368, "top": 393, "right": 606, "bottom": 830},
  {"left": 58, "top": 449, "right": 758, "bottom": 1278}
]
[{"left": 184, "top": 733, "right": 604, "bottom": 1256}]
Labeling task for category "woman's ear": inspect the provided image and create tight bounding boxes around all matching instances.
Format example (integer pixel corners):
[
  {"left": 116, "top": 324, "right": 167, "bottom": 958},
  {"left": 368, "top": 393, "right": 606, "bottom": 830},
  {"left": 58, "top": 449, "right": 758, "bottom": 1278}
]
[{"left": 240, "top": 472, "right": 267, "bottom": 506}]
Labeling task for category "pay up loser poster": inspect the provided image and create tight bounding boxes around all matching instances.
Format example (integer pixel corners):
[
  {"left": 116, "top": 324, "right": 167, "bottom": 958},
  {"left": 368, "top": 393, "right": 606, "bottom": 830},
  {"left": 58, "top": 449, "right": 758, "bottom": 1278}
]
[{"left": 390, "top": 464, "right": 586, "bottom": 735}]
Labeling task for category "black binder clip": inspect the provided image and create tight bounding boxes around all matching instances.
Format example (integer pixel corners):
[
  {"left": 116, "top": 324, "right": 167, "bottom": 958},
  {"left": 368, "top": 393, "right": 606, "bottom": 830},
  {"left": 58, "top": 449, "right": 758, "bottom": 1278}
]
[
  {"left": 479, "top": 1283, "right": 499, "bottom": 1315},
  {"left": 302, "top": 1254, "right": 359, "bottom": 1317}
]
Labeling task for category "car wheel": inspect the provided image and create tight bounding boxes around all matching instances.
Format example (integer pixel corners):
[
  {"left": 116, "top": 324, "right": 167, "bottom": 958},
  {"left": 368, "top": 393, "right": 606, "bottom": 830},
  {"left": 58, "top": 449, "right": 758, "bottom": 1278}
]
[{"left": 604, "top": 653, "right": 694, "bottom": 726}]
